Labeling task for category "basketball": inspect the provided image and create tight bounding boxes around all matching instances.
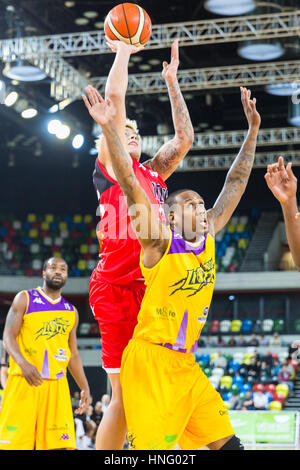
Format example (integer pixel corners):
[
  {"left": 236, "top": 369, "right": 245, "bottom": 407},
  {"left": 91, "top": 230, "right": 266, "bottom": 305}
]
[{"left": 104, "top": 3, "right": 152, "bottom": 47}]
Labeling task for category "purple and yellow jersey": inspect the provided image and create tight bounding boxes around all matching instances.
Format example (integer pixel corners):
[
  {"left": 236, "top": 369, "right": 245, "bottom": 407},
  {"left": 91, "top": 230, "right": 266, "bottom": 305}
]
[
  {"left": 8, "top": 287, "right": 76, "bottom": 380},
  {"left": 132, "top": 228, "right": 215, "bottom": 352}
]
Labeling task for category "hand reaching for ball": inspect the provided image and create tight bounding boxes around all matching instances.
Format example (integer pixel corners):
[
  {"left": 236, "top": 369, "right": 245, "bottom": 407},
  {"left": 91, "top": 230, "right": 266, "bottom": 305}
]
[{"left": 106, "top": 37, "right": 144, "bottom": 55}]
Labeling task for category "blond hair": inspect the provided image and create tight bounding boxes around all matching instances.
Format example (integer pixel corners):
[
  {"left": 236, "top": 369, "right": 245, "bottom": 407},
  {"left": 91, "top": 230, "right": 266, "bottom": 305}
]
[{"left": 95, "top": 118, "right": 139, "bottom": 153}]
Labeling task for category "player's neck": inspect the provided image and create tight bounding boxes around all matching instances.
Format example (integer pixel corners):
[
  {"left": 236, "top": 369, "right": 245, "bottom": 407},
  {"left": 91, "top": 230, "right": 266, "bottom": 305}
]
[{"left": 40, "top": 285, "right": 62, "bottom": 301}]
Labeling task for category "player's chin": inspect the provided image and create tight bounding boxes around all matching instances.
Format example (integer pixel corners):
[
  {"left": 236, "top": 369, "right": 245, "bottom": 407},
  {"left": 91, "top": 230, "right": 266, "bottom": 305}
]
[{"left": 129, "top": 149, "right": 141, "bottom": 161}]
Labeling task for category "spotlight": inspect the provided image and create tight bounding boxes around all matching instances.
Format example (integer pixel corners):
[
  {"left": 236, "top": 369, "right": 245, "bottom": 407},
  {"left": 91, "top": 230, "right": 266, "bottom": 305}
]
[
  {"left": 48, "top": 119, "right": 62, "bottom": 134},
  {"left": 3, "top": 62, "right": 47, "bottom": 82},
  {"left": 72, "top": 134, "right": 84, "bottom": 149},
  {"left": 204, "top": 0, "right": 256, "bottom": 16},
  {"left": 56, "top": 124, "right": 71, "bottom": 140},
  {"left": 238, "top": 42, "right": 284, "bottom": 61},
  {"left": 48, "top": 104, "right": 59, "bottom": 113},
  {"left": 21, "top": 108, "right": 38, "bottom": 119},
  {"left": 4, "top": 91, "right": 18, "bottom": 107},
  {"left": 265, "top": 83, "right": 297, "bottom": 97}
]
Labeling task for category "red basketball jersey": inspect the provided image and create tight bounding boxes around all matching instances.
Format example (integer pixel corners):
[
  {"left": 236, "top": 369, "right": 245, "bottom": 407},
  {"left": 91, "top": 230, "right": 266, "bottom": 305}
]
[{"left": 92, "top": 157, "right": 168, "bottom": 285}]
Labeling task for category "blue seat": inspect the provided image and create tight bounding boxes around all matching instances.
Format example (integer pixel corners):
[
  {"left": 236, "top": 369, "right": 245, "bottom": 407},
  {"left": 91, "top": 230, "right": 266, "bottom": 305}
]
[
  {"left": 229, "top": 360, "right": 240, "bottom": 371},
  {"left": 241, "top": 384, "right": 252, "bottom": 393},
  {"left": 200, "top": 353, "right": 210, "bottom": 365},
  {"left": 233, "top": 375, "right": 244, "bottom": 386},
  {"left": 222, "top": 392, "right": 233, "bottom": 402},
  {"left": 241, "top": 320, "right": 253, "bottom": 333}
]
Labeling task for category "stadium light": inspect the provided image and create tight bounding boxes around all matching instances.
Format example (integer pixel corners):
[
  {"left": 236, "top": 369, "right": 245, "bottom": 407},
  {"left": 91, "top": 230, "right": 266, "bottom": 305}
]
[
  {"left": 48, "top": 104, "right": 59, "bottom": 113},
  {"left": 56, "top": 124, "right": 71, "bottom": 140},
  {"left": 72, "top": 134, "right": 84, "bottom": 149},
  {"left": 3, "top": 62, "right": 47, "bottom": 82},
  {"left": 265, "top": 83, "right": 297, "bottom": 97},
  {"left": 21, "top": 108, "right": 38, "bottom": 119},
  {"left": 238, "top": 42, "right": 284, "bottom": 61},
  {"left": 204, "top": 0, "right": 256, "bottom": 16},
  {"left": 48, "top": 119, "right": 62, "bottom": 135},
  {"left": 4, "top": 91, "right": 18, "bottom": 107}
]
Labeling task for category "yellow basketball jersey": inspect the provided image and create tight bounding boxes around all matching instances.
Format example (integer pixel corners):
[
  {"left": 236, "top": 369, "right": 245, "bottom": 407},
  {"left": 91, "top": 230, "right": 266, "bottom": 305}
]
[
  {"left": 9, "top": 287, "right": 76, "bottom": 380},
  {"left": 132, "top": 228, "right": 215, "bottom": 352}
]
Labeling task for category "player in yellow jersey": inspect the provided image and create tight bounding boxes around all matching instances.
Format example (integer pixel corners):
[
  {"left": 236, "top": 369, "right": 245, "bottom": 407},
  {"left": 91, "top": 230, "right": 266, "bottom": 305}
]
[
  {"left": 0, "top": 257, "right": 92, "bottom": 450},
  {"left": 82, "top": 86, "right": 261, "bottom": 450}
]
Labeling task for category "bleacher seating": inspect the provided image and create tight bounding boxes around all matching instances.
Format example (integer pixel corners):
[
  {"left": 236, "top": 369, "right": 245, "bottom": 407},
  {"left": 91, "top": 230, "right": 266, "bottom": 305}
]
[
  {"left": 195, "top": 349, "right": 297, "bottom": 412},
  {"left": 0, "top": 210, "right": 259, "bottom": 278},
  {"left": 0, "top": 213, "right": 99, "bottom": 277}
]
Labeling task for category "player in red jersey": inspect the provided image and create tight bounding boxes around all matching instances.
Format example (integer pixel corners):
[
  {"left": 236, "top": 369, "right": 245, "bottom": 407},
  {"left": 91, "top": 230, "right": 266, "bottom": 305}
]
[{"left": 82, "top": 38, "right": 194, "bottom": 450}]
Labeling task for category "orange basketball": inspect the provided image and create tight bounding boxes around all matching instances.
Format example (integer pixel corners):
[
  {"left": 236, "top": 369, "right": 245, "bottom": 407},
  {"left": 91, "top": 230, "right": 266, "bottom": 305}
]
[{"left": 104, "top": 3, "right": 152, "bottom": 47}]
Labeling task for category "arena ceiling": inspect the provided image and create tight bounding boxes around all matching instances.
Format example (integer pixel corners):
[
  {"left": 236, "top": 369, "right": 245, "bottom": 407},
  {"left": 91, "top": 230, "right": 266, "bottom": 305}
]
[{"left": 0, "top": 0, "right": 299, "bottom": 167}]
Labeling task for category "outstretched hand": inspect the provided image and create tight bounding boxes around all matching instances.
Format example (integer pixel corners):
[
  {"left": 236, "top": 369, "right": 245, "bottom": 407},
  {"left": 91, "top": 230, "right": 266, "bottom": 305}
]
[
  {"left": 240, "top": 86, "right": 261, "bottom": 130},
  {"left": 82, "top": 85, "right": 116, "bottom": 128},
  {"left": 162, "top": 38, "right": 179, "bottom": 82},
  {"left": 264, "top": 156, "right": 298, "bottom": 213},
  {"left": 106, "top": 37, "right": 144, "bottom": 55}
]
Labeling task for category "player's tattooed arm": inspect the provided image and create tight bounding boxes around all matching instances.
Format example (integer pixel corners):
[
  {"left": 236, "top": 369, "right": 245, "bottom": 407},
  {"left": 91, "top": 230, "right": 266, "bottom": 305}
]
[
  {"left": 82, "top": 88, "right": 170, "bottom": 265},
  {"left": 207, "top": 87, "right": 261, "bottom": 236},
  {"left": 143, "top": 40, "right": 194, "bottom": 180}
]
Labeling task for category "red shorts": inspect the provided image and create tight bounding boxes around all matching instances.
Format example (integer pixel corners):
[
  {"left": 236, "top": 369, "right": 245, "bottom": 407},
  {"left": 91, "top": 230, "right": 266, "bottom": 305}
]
[{"left": 89, "top": 270, "right": 146, "bottom": 372}]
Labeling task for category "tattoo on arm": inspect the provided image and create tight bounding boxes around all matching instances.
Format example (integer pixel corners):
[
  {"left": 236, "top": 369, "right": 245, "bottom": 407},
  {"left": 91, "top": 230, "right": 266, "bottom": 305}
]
[
  {"left": 147, "top": 80, "right": 194, "bottom": 179},
  {"left": 210, "top": 131, "right": 258, "bottom": 229}
]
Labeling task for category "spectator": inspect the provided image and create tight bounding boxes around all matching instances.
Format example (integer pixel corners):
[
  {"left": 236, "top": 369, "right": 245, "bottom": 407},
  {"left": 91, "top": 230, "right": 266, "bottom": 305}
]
[
  {"left": 227, "top": 335, "right": 236, "bottom": 347},
  {"left": 229, "top": 394, "right": 241, "bottom": 410},
  {"left": 205, "top": 335, "right": 216, "bottom": 347},
  {"left": 236, "top": 334, "right": 247, "bottom": 347},
  {"left": 216, "top": 335, "right": 225, "bottom": 347},
  {"left": 269, "top": 332, "right": 282, "bottom": 347},
  {"left": 259, "top": 360, "right": 271, "bottom": 379},
  {"left": 91, "top": 401, "right": 104, "bottom": 427},
  {"left": 270, "top": 358, "right": 281, "bottom": 377},
  {"left": 241, "top": 391, "right": 255, "bottom": 410},
  {"left": 259, "top": 335, "right": 269, "bottom": 347},
  {"left": 248, "top": 334, "right": 259, "bottom": 347},
  {"left": 278, "top": 364, "right": 294, "bottom": 393},
  {"left": 101, "top": 394, "right": 111, "bottom": 414},
  {"left": 253, "top": 390, "right": 268, "bottom": 410},
  {"left": 247, "top": 357, "right": 260, "bottom": 380},
  {"left": 71, "top": 391, "right": 81, "bottom": 410},
  {"left": 212, "top": 351, "right": 227, "bottom": 369},
  {"left": 197, "top": 337, "right": 206, "bottom": 348},
  {"left": 76, "top": 420, "right": 97, "bottom": 450}
]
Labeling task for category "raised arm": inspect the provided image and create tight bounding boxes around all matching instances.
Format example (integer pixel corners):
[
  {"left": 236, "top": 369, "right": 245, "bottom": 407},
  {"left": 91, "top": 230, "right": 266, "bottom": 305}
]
[
  {"left": 3, "top": 292, "right": 43, "bottom": 386},
  {"left": 82, "top": 89, "right": 170, "bottom": 268},
  {"left": 96, "top": 39, "right": 143, "bottom": 171},
  {"left": 207, "top": 87, "right": 261, "bottom": 236},
  {"left": 144, "top": 39, "right": 194, "bottom": 180},
  {"left": 265, "top": 156, "right": 300, "bottom": 270}
]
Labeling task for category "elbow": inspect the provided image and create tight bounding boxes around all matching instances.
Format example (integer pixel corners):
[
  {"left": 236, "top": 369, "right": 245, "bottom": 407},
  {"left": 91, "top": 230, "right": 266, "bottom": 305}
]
[
  {"left": 105, "top": 90, "right": 123, "bottom": 103},
  {"left": 176, "top": 132, "right": 194, "bottom": 154}
]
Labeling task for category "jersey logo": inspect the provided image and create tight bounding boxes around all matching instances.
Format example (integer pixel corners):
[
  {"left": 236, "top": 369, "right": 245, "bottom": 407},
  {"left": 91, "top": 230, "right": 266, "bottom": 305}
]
[
  {"left": 35, "top": 318, "right": 70, "bottom": 340},
  {"left": 151, "top": 182, "right": 168, "bottom": 204},
  {"left": 33, "top": 297, "right": 45, "bottom": 305},
  {"left": 169, "top": 258, "right": 215, "bottom": 297}
]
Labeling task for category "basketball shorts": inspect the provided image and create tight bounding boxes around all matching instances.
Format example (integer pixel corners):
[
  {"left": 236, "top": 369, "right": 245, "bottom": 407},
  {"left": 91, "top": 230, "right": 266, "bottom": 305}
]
[
  {"left": 120, "top": 339, "right": 235, "bottom": 450},
  {"left": 0, "top": 374, "right": 76, "bottom": 450},
  {"left": 89, "top": 272, "right": 146, "bottom": 372}
]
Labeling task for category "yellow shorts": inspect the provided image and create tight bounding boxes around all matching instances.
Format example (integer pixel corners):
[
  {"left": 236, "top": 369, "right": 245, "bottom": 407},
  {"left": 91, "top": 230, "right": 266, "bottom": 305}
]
[
  {"left": 0, "top": 374, "right": 76, "bottom": 450},
  {"left": 120, "top": 339, "right": 234, "bottom": 450}
]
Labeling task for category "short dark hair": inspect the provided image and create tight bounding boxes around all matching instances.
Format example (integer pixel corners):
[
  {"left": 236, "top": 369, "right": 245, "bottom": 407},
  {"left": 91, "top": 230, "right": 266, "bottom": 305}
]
[
  {"left": 43, "top": 257, "right": 68, "bottom": 271},
  {"left": 165, "top": 189, "right": 190, "bottom": 209}
]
